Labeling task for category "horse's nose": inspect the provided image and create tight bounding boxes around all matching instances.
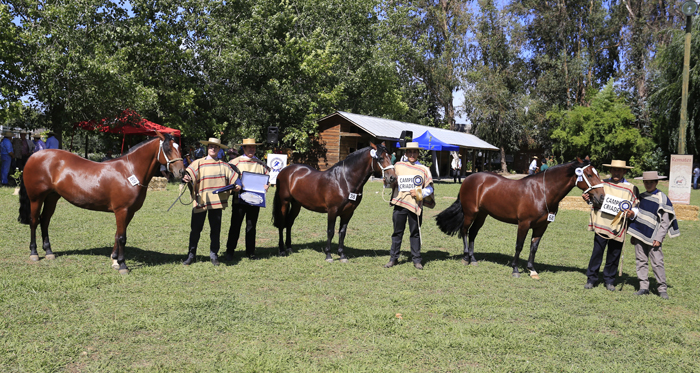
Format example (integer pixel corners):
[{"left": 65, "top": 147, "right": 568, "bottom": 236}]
[{"left": 389, "top": 176, "right": 396, "bottom": 184}]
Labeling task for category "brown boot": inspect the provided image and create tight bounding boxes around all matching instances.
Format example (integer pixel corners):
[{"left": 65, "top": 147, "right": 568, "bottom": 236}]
[{"left": 384, "top": 260, "right": 397, "bottom": 268}]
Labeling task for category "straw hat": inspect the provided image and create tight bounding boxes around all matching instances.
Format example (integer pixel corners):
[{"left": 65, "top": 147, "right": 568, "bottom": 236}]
[
  {"left": 602, "top": 160, "right": 634, "bottom": 169},
  {"left": 635, "top": 171, "right": 667, "bottom": 181},
  {"left": 20, "top": 130, "right": 28, "bottom": 134},
  {"left": 3, "top": 131, "right": 13, "bottom": 137},
  {"left": 199, "top": 137, "right": 228, "bottom": 149},
  {"left": 32, "top": 133, "right": 42, "bottom": 139},
  {"left": 399, "top": 142, "right": 424, "bottom": 150},
  {"left": 236, "top": 138, "right": 262, "bottom": 146},
  {"left": 532, "top": 156, "right": 538, "bottom": 159}
]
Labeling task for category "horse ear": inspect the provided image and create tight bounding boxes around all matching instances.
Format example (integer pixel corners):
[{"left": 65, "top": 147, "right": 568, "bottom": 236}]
[
  {"left": 576, "top": 156, "right": 583, "bottom": 163},
  {"left": 369, "top": 142, "right": 377, "bottom": 149},
  {"left": 155, "top": 130, "right": 165, "bottom": 141},
  {"left": 585, "top": 155, "right": 590, "bottom": 161}
]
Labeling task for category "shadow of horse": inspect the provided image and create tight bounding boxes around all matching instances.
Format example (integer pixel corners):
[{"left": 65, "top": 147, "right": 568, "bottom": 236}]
[
  {"left": 57, "top": 246, "right": 185, "bottom": 269},
  {"left": 446, "top": 251, "right": 587, "bottom": 275}
]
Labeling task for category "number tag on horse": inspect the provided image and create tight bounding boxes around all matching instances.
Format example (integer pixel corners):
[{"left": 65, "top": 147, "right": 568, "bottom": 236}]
[
  {"left": 128, "top": 175, "right": 140, "bottom": 186},
  {"left": 348, "top": 193, "right": 357, "bottom": 201},
  {"left": 398, "top": 175, "right": 421, "bottom": 192},
  {"left": 547, "top": 213, "right": 556, "bottom": 222}
]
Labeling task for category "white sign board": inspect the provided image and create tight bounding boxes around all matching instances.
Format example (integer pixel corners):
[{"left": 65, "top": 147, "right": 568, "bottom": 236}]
[
  {"left": 267, "top": 154, "right": 287, "bottom": 185},
  {"left": 600, "top": 195, "right": 631, "bottom": 216},
  {"left": 669, "top": 154, "right": 693, "bottom": 205},
  {"left": 398, "top": 174, "right": 423, "bottom": 192}
]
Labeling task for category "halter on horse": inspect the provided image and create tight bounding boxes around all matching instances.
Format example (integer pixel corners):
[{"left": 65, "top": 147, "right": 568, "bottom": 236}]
[
  {"left": 272, "top": 142, "right": 396, "bottom": 262},
  {"left": 18, "top": 131, "right": 184, "bottom": 274},
  {"left": 435, "top": 157, "right": 605, "bottom": 279}
]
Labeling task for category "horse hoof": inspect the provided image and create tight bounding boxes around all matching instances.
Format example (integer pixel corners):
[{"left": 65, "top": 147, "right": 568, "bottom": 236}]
[
  {"left": 512, "top": 272, "right": 520, "bottom": 278},
  {"left": 111, "top": 262, "right": 119, "bottom": 270},
  {"left": 340, "top": 258, "right": 349, "bottom": 263},
  {"left": 118, "top": 268, "right": 129, "bottom": 275},
  {"left": 45, "top": 254, "right": 56, "bottom": 260},
  {"left": 461, "top": 259, "right": 470, "bottom": 266},
  {"left": 286, "top": 248, "right": 292, "bottom": 255},
  {"left": 325, "top": 258, "right": 333, "bottom": 263},
  {"left": 530, "top": 274, "right": 540, "bottom": 280},
  {"left": 29, "top": 255, "right": 39, "bottom": 262}
]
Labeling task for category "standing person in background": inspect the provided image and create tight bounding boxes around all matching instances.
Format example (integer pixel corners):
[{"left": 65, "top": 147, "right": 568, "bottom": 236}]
[
  {"left": 451, "top": 154, "right": 462, "bottom": 183},
  {"left": 582, "top": 160, "right": 638, "bottom": 291},
  {"left": 18, "top": 131, "right": 34, "bottom": 169},
  {"left": 539, "top": 159, "right": 549, "bottom": 172},
  {"left": 182, "top": 137, "right": 240, "bottom": 266},
  {"left": 12, "top": 131, "right": 23, "bottom": 171},
  {"left": 32, "top": 133, "right": 46, "bottom": 153},
  {"left": 628, "top": 171, "right": 679, "bottom": 300},
  {"left": 45, "top": 131, "right": 59, "bottom": 149},
  {"left": 225, "top": 138, "right": 269, "bottom": 261},
  {"left": 528, "top": 156, "right": 538, "bottom": 175},
  {"left": 693, "top": 164, "right": 699, "bottom": 190},
  {"left": 193, "top": 144, "right": 205, "bottom": 159},
  {"left": 391, "top": 152, "right": 396, "bottom": 165},
  {"left": 1, "top": 131, "right": 14, "bottom": 186},
  {"left": 384, "top": 142, "right": 435, "bottom": 270}
]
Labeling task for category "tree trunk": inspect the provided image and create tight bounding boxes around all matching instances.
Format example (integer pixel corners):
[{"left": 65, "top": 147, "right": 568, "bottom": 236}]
[{"left": 500, "top": 146, "right": 508, "bottom": 173}]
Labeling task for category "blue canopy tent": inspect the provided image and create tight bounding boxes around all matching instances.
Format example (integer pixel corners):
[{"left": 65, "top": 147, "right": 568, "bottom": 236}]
[{"left": 396, "top": 130, "right": 459, "bottom": 178}]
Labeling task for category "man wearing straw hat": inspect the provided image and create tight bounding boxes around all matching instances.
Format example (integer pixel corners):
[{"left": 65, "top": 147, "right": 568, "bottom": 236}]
[
  {"left": 528, "top": 156, "right": 538, "bottom": 175},
  {"left": 181, "top": 137, "right": 240, "bottom": 266},
  {"left": 1, "top": 131, "right": 15, "bottom": 186},
  {"left": 582, "top": 159, "right": 639, "bottom": 291},
  {"left": 628, "top": 171, "right": 679, "bottom": 299},
  {"left": 45, "top": 131, "right": 59, "bottom": 149},
  {"left": 384, "top": 142, "right": 435, "bottom": 270},
  {"left": 32, "top": 133, "right": 46, "bottom": 153},
  {"left": 225, "top": 138, "right": 269, "bottom": 261}
]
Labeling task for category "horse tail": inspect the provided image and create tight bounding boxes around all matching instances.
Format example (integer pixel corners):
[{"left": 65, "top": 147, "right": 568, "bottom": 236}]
[
  {"left": 272, "top": 184, "right": 284, "bottom": 229},
  {"left": 435, "top": 193, "right": 464, "bottom": 237},
  {"left": 18, "top": 173, "right": 31, "bottom": 225}
]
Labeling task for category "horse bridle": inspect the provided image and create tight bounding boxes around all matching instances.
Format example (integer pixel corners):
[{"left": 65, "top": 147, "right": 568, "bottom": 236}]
[
  {"left": 370, "top": 148, "right": 394, "bottom": 180},
  {"left": 159, "top": 140, "right": 183, "bottom": 172},
  {"left": 577, "top": 164, "right": 604, "bottom": 194}
]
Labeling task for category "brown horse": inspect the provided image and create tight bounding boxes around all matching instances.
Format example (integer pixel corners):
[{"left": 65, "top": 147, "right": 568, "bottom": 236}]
[
  {"left": 272, "top": 142, "right": 397, "bottom": 262},
  {"left": 18, "top": 131, "right": 184, "bottom": 274},
  {"left": 435, "top": 157, "right": 605, "bottom": 278}
]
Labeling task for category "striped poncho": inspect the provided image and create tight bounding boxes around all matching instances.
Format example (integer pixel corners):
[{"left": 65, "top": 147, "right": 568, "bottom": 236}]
[
  {"left": 588, "top": 179, "right": 638, "bottom": 242},
  {"left": 186, "top": 158, "right": 238, "bottom": 212},
  {"left": 628, "top": 189, "right": 680, "bottom": 245},
  {"left": 390, "top": 161, "right": 433, "bottom": 215}
]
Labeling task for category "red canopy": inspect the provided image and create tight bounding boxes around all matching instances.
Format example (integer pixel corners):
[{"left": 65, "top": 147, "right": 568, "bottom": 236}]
[
  {"left": 74, "top": 109, "right": 181, "bottom": 137},
  {"left": 73, "top": 109, "right": 181, "bottom": 154}
]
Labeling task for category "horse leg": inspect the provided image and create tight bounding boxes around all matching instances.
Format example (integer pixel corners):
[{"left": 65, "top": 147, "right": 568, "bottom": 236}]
[
  {"left": 284, "top": 201, "right": 302, "bottom": 255},
  {"left": 277, "top": 198, "right": 288, "bottom": 255},
  {"left": 337, "top": 212, "right": 354, "bottom": 263},
  {"left": 28, "top": 199, "right": 44, "bottom": 261},
  {"left": 39, "top": 194, "right": 61, "bottom": 260},
  {"left": 526, "top": 227, "right": 548, "bottom": 280},
  {"left": 324, "top": 213, "right": 337, "bottom": 262},
  {"left": 112, "top": 209, "right": 133, "bottom": 274},
  {"left": 462, "top": 212, "right": 486, "bottom": 266},
  {"left": 511, "top": 222, "right": 530, "bottom": 278}
]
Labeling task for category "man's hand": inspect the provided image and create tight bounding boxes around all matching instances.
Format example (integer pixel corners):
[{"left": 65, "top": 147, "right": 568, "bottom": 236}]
[
  {"left": 264, "top": 184, "right": 269, "bottom": 192},
  {"left": 182, "top": 174, "right": 191, "bottom": 183},
  {"left": 653, "top": 240, "right": 662, "bottom": 247},
  {"left": 409, "top": 189, "right": 416, "bottom": 197},
  {"left": 582, "top": 193, "right": 590, "bottom": 202},
  {"left": 625, "top": 209, "right": 635, "bottom": 219}
]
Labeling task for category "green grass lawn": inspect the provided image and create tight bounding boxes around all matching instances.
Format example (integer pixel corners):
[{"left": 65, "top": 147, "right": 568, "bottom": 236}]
[{"left": 1, "top": 177, "right": 699, "bottom": 372}]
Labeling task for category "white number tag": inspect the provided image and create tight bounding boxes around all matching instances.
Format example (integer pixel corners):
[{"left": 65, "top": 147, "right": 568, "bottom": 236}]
[
  {"left": 128, "top": 175, "right": 139, "bottom": 186},
  {"left": 547, "top": 213, "right": 556, "bottom": 222},
  {"left": 349, "top": 193, "right": 357, "bottom": 201}
]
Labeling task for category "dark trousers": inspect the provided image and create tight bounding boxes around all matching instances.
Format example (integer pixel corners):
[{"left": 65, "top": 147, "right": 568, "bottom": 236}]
[
  {"left": 389, "top": 206, "right": 422, "bottom": 263},
  {"left": 586, "top": 234, "right": 623, "bottom": 285},
  {"left": 227, "top": 203, "right": 260, "bottom": 256},
  {"left": 188, "top": 209, "right": 223, "bottom": 255},
  {"left": 452, "top": 169, "right": 461, "bottom": 183}
]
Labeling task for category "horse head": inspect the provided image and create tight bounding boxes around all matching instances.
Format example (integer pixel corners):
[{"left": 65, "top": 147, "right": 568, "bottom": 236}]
[
  {"left": 574, "top": 156, "right": 605, "bottom": 208},
  {"left": 369, "top": 142, "right": 397, "bottom": 187},
  {"left": 156, "top": 131, "right": 185, "bottom": 179}
]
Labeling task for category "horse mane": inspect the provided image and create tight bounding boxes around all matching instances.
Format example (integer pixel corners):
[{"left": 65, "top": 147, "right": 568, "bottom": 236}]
[
  {"left": 116, "top": 133, "right": 175, "bottom": 159},
  {"left": 328, "top": 143, "right": 388, "bottom": 172},
  {"left": 523, "top": 158, "right": 591, "bottom": 179}
]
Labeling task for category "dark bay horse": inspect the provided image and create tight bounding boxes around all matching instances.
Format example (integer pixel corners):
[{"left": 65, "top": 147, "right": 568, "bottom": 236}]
[
  {"left": 18, "top": 131, "right": 184, "bottom": 274},
  {"left": 273, "top": 142, "right": 397, "bottom": 262},
  {"left": 435, "top": 157, "right": 605, "bottom": 279}
]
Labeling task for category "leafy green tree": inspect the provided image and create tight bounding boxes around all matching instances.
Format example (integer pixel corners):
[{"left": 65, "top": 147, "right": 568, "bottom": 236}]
[
  {"left": 549, "top": 80, "right": 653, "bottom": 173},
  {"left": 649, "top": 18, "right": 700, "bottom": 157},
  {"left": 465, "top": 0, "right": 525, "bottom": 173},
  {"left": 0, "top": 4, "right": 23, "bottom": 118}
]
